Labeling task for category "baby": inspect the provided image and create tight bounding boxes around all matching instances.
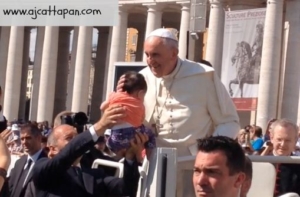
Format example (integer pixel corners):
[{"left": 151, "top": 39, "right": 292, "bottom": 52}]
[{"left": 100, "top": 71, "right": 156, "bottom": 156}]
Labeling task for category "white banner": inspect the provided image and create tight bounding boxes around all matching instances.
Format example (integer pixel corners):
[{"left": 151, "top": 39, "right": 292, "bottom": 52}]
[
  {"left": 0, "top": 0, "right": 118, "bottom": 26},
  {"left": 221, "top": 8, "right": 266, "bottom": 102}
]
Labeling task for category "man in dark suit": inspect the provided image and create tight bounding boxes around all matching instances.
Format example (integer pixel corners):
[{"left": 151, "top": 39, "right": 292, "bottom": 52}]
[
  {"left": 80, "top": 136, "right": 117, "bottom": 176},
  {"left": 8, "top": 123, "right": 47, "bottom": 197},
  {"left": 261, "top": 119, "right": 300, "bottom": 196},
  {"left": 32, "top": 105, "right": 147, "bottom": 197}
]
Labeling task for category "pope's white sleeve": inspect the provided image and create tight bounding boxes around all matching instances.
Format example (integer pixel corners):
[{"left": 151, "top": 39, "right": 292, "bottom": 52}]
[
  {"left": 205, "top": 72, "right": 240, "bottom": 139},
  {"left": 213, "top": 121, "right": 240, "bottom": 139}
]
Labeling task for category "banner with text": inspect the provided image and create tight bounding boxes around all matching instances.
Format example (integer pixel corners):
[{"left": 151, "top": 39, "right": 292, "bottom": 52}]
[{"left": 221, "top": 8, "right": 266, "bottom": 111}]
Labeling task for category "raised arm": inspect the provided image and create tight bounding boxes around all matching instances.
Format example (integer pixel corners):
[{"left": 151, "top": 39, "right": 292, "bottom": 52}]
[
  {"left": 33, "top": 105, "right": 127, "bottom": 188},
  {"left": 0, "top": 136, "right": 10, "bottom": 191}
]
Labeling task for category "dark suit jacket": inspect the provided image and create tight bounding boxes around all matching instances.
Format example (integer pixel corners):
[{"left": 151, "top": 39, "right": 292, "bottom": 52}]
[
  {"left": 0, "top": 112, "right": 7, "bottom": 133},
  {"left": 275, "top": 163, "right": 300, "bottom": 196},
  {"left": 24, "top": 181, "right": 36, "bottom": 197},
  {"left": 8, "top": 150, "right": 48, "bottom": 197},
  {"left": 80, "top": 147, "right": 117, "bottom": 176},
  {"left": 32, "top": 131, "right": 140, "bottom": 197}
]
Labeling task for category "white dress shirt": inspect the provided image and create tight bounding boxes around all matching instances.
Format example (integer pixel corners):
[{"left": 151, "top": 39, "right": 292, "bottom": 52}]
[{"left": 23, "top": 149, "right": 43, "bottom": 185}]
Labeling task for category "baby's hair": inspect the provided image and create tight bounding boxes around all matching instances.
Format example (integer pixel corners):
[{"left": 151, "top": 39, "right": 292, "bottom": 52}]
[{"left": 122, "top": 71, "right": 147, "bottom": 94}]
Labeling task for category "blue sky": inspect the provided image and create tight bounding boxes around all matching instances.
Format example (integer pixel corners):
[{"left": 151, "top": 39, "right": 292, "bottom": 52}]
[{"left": 29, "top": 28, "right": 99, "bottom": 61}]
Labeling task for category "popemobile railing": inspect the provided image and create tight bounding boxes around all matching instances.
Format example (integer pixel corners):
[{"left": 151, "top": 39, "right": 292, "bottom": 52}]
[{"left": 92, "top": 150, "right": 300, "bottom": 197}]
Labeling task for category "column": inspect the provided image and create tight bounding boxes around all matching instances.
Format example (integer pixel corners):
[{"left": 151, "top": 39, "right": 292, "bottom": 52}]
[
  {"left": 102, "top": 27, "right": 113, "bottom": 100},
  {"left": 281, "top": 0, "right": 300, "bottom": 123},
  {"left": 53, "top": 27, "right": 71, "bottom": 119},
  {"left": 66, "top": 26, "right": 79, "bottom": 110},
  {"left": 188, "top": 33, "right": 203, "bottom": 62},
  {"left": 143, "top": 4, "right": 164, "bottom": 61},
  {"left": 178, "top": 1, "right": 190, "bottom": 59},
  {"left": 29, "top": 27, "right": 45, "bottom": 121},
  {"left": 71, "top": 26, "right": 93, "bottom": 113},
  {"left": 0, "top": 27, "right": 10, "bottom": 106},
  {"left": 106, "top": 6, "right": 128, "bottom": 97},
  {"left": 256, "top": 0, "right": 284, "bottom": 131},
  {"left": 18, "top": 27, "right": 31, "bottom": 120},
  {"left": 90, "top": 27, "right": 110, "bottom": 122},
  {"left": 135, "top": 26, "right": 145, "bottom": 61},
  {"left": 37, "top": 26, "right": 59, "bottom": 123},
  {"left": 205, "top": 0, "right": 225, "bottom": 77},
  {"left": 3, "top": 27, "right": 24, "bottom": 121}
]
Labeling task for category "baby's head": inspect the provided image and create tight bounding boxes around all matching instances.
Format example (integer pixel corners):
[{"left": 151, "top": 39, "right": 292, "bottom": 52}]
[{"left": 122, "top": 71, "right": 147, "bottom": 101}]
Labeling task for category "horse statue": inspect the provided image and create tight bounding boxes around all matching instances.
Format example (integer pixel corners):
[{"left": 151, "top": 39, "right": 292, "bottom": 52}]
[{"left": 228, "top": 41, "right": 261, "bottom": 98}]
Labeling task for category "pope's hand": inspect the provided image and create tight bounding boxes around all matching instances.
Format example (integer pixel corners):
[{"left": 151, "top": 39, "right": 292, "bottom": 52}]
[{"left": 116, "top": 75, "right": 126, "bottom": 92}]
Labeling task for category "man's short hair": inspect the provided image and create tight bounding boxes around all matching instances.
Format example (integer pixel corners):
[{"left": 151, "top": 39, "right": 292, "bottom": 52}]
[
  {"left": 47, "top": 131, "right": 57, "bottom": 146},
  {"left": 271, "top": 119, "right": 298, "bottom": 138},
  {"left": 244, "top": 157, "right": 253, "bottom": 180},
  {"left": 197, "top": 136, "right": 246, "bottom": 175},
  {"left": 20, "top": 123, "right": 41, "bottom": 137},
  {"left": 253, "top": 125, "right": 263, "bottom": 137}
]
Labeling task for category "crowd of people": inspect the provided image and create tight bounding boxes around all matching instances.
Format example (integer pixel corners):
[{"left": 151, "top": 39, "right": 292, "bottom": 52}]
[
  {"left": 0, "top": 27, "right": 298, "bottom": 197},
  {"left": 237, "top": 119, "right": 300, "bottom": 197}
]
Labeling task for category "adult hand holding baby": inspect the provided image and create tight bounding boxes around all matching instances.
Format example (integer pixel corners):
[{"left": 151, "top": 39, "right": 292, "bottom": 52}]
[{"left": 116, "top": 75, "right": 126, "bottom": 92}]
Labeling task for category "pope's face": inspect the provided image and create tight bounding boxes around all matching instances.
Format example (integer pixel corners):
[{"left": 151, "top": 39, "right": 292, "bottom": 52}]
[{"left": 144, "top": 36, "right": 178, "bottom": 78}]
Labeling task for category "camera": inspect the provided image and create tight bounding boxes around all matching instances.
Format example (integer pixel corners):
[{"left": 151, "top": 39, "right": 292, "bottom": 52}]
[{"left": 60, "top": 112, "right": 88, "bottom": 133}]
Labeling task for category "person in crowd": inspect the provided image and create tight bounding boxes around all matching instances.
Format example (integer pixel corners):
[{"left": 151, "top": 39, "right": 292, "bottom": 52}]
[
  {"left": 37, "top": 123, "right": 43, "bottom": 132},
  {"left": 52, "top": 111, "right": 117, "bottom": 172},
  {"left": 294, "top": 130, "right": 300, "bottom": 156},
  {"left": 237, "top": 129, "right": 247, "bottom": 146},
  {"left": 261, "top": 119, "right": 300, "bottom": 196},
  {"left": 6, "top": 135, "right": 23, "bottom": 155},
  {"left": 102, "top": 129, "right": 115, "bottom": 157},
  {"left": 101, "top": 71, "right": 156, "bottom": 158},
  {"left": 0, "top": 129, "right": 12, "bottom": 142},
  {"left": 264, "top": 118, "right": 277, "bottom": 142},
  {"left": 4, "top": 124, "right": 47, "bottom": 197},
  {"left": 237, "top": 129, "right": 253, "bottom": 155},
  {"left": 0, "top": 86, "right": 7, "bottom": 133},
  {"left": 7, "top": 124, "right": 20, "bottom": 141},
  {"left": 6, "top": 124, "right": 23, "bottom": 154},
  {"left": 249, "top": 125, "right": 264, "bottom": 152},
  {"left": 53, "top": 111, "right": 74, "bottom": 128},
  {"left": 6, "top": 122, "right": 12, "bottom": 130},
  {"left": 31, "top": 105, "right": 146, "bottom": 197},
  {"left": 193, "top": 136, "right": 246, "bottom": 197},
  {"left": 41, "top": 136, "right": 49, "bottom": 155},
  {"left": 41, "top": 121, "right": 51, "bottom": 137},
  {"left": 116, "top": 28, "right": 240, "bottom": 197}
]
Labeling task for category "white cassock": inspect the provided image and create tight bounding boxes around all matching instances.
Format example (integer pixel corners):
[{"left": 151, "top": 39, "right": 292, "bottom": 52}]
[{"left": 140, "top": 57, "right": 240, "bottom": 196}]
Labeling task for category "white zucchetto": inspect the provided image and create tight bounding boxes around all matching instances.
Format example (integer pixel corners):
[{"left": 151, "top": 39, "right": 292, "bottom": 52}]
[{"left": 146, "top": 28, "right": 178, "bottom": 41}]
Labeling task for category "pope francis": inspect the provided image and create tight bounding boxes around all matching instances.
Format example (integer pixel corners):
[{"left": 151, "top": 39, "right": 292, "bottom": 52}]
[{"left": 119, "top": 28, "right": 240, "bottom": 197}]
